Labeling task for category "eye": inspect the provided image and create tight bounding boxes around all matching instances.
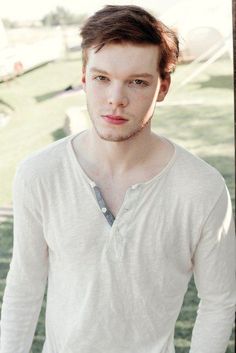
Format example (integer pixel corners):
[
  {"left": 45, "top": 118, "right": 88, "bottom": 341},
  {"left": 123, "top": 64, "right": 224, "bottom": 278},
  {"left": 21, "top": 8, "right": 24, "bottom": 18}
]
[
  {"left": 130, "top": 79, "right": 148, "bottom": 87},
  {"left": 94, "top": 75, "right": 109, "bottom": 82}
]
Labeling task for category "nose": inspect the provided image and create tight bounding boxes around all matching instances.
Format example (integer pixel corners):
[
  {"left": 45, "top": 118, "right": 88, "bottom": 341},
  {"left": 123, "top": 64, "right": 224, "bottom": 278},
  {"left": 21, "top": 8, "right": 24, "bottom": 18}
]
[{"left": 107, "top": 82, "right": 129, "bottom": 108}]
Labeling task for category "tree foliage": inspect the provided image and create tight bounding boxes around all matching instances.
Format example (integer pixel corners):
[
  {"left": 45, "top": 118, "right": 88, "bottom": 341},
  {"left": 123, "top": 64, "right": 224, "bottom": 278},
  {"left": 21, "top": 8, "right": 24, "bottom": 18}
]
[
  {"left": 2, "top": 18, "right": 17, "bottom": 28},
  {"left": 41, "top": 6, "right": 86, "bottom": 26}
]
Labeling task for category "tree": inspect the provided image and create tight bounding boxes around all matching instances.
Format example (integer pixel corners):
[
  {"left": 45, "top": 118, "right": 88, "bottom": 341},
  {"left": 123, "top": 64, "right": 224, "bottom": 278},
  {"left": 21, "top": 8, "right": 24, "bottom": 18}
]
[
  {"left": 2, "top": 18, "right": 17, "bottom": 29},
  {"left": 41, "top": 6, "right": 86, "bottom": 26}
]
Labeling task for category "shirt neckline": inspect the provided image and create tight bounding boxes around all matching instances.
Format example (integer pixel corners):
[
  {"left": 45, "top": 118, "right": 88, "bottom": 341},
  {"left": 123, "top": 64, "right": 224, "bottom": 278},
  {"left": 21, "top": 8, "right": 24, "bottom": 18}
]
[{"left": 66, "top": 129, "right": 179, "bottom": 188}]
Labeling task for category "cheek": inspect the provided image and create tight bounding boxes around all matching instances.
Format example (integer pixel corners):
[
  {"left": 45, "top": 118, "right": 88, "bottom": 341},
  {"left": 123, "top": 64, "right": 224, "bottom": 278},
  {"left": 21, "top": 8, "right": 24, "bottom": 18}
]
[
  {"left": 135, "top": 90, "right": 156, "bottom": 110},
  {"left": 135, "top": 91, "right": 157, "bottom": 120},
  {"left": 86, "top": 85, "right": 106, "bottom": 117},
  {"left": 87, "top": 82, "right": 105, "bottom": 100},
  {"left": 133, "top": 85, "right": 157, "bottom": 102}
]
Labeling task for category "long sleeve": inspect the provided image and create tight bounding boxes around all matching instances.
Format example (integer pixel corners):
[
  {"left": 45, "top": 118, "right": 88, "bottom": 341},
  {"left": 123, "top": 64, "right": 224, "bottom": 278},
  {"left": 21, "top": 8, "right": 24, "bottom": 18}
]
[
  {"left": 190, "top": 183, "right": 236, "bottom": 353},
  {"left": 0, "top": 163, "right": 49, "bottom": 353}
]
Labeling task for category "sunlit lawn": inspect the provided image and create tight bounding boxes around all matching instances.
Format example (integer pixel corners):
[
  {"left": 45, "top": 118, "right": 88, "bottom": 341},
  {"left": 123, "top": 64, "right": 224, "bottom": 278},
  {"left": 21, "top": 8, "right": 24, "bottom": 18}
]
[{"left": 0, "top": 51, "right": 234, "bottom": 352}]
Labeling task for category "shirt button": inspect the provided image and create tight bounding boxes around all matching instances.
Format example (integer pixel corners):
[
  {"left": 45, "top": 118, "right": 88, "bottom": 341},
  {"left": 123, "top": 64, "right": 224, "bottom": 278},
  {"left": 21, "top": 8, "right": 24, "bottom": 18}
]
[
  {"left": 131, "top": 184, "right": 138, "bottom": 190},
  {"left": 101, "top": 207, "right": 107, "bottom": 213},
  {"left": 90, "top": 181, "right": 96, "bottom": 188}
]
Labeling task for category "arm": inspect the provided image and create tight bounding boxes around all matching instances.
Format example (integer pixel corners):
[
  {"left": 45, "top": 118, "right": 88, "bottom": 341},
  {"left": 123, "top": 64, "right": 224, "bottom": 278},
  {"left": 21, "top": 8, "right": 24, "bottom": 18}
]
[
  {"left": 0, "top": 163, "right": 48, "bottom": 353},
  {"left": 190, "top": 183, "right": 236, "bottom": 353}
]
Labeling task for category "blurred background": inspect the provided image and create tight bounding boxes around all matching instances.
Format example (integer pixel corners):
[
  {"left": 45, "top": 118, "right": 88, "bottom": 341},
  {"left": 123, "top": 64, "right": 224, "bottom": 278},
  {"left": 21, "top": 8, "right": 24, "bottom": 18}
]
[{"left": 0, "top": 0, "right": 234, "bottom": 352}]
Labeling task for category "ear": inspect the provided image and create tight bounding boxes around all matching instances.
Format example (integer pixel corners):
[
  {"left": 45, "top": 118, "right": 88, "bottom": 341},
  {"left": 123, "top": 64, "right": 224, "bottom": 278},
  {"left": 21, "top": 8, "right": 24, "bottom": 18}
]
[
  {"left": 156, "top": 74, "right": 171, "bottom": 102},
  {"left": 81, "top": 68, "right": 86, "bottom": 92}
]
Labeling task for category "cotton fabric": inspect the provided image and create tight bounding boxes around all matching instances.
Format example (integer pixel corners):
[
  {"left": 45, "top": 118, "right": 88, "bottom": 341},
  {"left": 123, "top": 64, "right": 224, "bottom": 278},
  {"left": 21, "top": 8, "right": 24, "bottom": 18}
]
[{"left": 0, "top": 131, "right": 235, "bottom": 353}]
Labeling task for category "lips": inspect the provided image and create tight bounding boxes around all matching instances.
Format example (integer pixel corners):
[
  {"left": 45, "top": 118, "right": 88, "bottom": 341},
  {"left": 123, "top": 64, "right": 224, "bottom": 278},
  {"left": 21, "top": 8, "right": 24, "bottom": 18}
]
[
  {"left": 103, "top": 115, "right": 127, "bottom": 120},
  {"left": 102, "top": 115, "right": 128, "bottom": 125}
]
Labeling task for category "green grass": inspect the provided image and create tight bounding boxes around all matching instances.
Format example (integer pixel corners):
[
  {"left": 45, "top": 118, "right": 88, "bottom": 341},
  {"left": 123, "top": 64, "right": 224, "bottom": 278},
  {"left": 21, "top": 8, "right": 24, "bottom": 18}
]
[
  {"left": 0, "top": 53, "right": 234, "bottom": 352},
  {"left": 0, "top": 52, "right": 84, "bottom": 206}
]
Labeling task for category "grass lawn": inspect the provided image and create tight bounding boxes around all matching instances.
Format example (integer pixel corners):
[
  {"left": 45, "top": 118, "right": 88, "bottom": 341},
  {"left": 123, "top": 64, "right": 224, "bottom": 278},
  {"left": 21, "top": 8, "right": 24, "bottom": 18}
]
[{"left": 0, "top": 51, "right": 234, "bottom": 352}]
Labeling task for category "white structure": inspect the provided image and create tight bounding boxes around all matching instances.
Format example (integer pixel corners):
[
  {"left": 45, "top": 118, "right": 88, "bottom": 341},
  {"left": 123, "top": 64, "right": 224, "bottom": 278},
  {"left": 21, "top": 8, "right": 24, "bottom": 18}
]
[
  {"left": 0, "top": 23, "right": 66, "bottom": 81},
  {"left": 160, "top": 0, "right": 232, "bottom": 59},
  {"left": 0, "top": 19, "right": 8, "bottom": 49},
  {"left": 159, "top": 0, "right": 232, "bottom": 86}
]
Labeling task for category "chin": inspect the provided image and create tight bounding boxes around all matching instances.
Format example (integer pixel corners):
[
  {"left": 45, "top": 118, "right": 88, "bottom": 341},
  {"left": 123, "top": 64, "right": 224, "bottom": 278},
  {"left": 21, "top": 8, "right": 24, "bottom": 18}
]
[
  {"left": 99, "top": 134, "right": 130, "bottom": 142},
  {"left": 95, "top": 126, "right": 145, "bottom": 142}
]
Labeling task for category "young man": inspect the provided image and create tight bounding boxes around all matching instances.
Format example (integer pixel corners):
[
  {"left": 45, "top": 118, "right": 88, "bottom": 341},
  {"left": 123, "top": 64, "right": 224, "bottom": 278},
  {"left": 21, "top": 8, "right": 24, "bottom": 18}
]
[{"left": 0, "top": 5, "right": 235, "bottom": 353}]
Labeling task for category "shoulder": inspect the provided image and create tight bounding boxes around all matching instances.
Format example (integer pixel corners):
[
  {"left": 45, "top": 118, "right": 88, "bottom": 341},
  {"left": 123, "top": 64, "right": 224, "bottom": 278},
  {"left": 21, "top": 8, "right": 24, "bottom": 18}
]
[
  {"left": 171, "top": 141, "right": 226, "bottom": 200},
  {"left": 14, "top": 135, "right": 73, "bottom": 185}
]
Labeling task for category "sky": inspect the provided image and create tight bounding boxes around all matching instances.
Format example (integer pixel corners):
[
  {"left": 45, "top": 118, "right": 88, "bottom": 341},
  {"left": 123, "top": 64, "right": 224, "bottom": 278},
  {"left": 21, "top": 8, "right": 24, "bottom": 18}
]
[{"left": 0, "top": 0, "right": 178, "bottom": 21}]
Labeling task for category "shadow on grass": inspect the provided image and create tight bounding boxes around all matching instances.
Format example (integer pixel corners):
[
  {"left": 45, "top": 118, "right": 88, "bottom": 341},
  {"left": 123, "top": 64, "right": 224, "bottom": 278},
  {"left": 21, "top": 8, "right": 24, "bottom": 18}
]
[
  {"left": 34, "top": 85, "right": 83, "bottom": 103},
  {"left": 156, "top": 105, "right": 233, "bottom": 146},
  {"left": 0, "top": 99, "right": 15, "bottom": 111},
  {"left": 196, "top": 74, "right": 233, "bottom": 90},
  {"left": 34, "top": 89, "right": 67, "bottom": 102},
  {"left": 0, "top": 220, "right": 13, "bottom": 306},
  {"left": 0, "top": 220, "right": 13, "bottom": 267},
  {"left": 52, "top": 128, "right": 67, "bottom": 142}
]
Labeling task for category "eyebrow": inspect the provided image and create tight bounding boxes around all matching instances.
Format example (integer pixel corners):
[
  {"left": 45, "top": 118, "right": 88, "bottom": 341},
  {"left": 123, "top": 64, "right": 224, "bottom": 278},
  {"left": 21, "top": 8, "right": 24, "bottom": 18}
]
[{"left": 90, "top": 67, "right": 154, "bottom": 79}]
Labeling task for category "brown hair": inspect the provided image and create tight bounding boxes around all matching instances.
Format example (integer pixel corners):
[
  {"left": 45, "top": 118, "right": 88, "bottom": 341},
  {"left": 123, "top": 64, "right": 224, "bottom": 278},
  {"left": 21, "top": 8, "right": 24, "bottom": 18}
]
[{"left": 80, "top": 5, "right": 179, "bottom": 80}]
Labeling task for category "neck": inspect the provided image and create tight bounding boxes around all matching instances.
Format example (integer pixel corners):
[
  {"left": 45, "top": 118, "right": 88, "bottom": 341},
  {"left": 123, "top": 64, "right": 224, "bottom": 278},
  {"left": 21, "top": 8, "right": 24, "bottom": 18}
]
[{"left": 86, "top": 124, "right": 158, "bottom": 177}]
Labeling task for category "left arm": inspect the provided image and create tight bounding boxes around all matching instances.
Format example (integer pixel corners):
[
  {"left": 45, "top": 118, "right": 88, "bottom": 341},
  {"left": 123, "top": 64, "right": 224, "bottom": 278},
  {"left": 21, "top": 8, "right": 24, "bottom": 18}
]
[{"left": 190, "top": 183, "right": 236, "bottom": 353}]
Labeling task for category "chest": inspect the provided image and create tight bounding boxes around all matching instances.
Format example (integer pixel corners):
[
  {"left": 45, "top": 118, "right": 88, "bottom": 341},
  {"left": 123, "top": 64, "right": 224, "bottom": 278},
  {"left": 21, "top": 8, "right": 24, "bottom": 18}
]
[
  {"left": 43, "top": 171, "right": 199, "bottom": 276},
  {"left": 95, "top": 180, "right": 132, "bottom": 218}
]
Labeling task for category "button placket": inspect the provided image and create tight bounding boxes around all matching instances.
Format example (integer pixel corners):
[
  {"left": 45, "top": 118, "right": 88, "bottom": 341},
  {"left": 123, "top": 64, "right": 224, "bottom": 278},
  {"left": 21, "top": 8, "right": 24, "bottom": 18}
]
[
  {"left": 109, "top": 185, "right": 141, "bottom": 261},
  {"left": 93, "top": 182, "right": 141, "bottom": 260},
  {"left": 113, "top": 227, "right": 125, "bottom": 260},
  {"left": 91, "top": 183, "right": 115, "bottom": 227}
]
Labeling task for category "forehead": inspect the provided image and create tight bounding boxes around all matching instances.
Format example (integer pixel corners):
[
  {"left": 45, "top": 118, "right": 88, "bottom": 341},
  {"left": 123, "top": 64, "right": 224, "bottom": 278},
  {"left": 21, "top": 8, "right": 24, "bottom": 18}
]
[{"left": 85, "top": 43, "right": 160, "bottom": 76}]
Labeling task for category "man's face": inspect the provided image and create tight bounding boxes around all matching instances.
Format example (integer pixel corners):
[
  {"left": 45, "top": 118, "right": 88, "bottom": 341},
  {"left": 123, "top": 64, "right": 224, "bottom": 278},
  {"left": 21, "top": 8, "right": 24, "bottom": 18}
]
[{"left": 82, "top": 43, "right": 170, "bottom": 142}]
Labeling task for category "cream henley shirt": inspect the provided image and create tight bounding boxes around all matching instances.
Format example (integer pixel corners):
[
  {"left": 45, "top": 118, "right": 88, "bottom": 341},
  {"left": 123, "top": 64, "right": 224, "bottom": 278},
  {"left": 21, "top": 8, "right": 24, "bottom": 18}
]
[{"left": 0, "top": 131, "right": 235, "bottom": 353}]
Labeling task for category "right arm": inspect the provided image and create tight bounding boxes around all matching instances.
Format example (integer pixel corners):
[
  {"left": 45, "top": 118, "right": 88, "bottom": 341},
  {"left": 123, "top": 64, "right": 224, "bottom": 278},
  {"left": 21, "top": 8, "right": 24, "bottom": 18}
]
[{"left": 0, "top": 163, "right": 48, "bottom": 353}]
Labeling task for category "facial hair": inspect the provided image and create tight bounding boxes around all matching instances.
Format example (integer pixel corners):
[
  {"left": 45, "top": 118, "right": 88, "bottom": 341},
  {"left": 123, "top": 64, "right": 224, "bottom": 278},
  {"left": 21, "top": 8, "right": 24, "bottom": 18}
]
[{"left": 87, "top": 103, "right": 154, "bottom": 142}]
